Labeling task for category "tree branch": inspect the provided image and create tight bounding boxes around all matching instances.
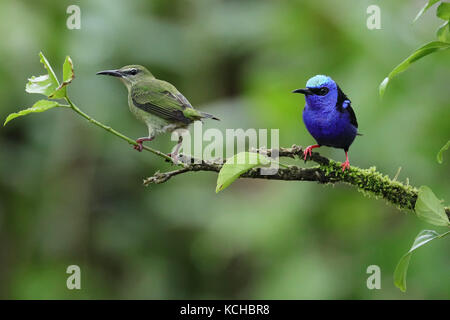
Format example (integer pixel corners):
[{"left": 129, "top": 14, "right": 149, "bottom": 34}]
[
  {"left": 144, "top": 145, "right": 450, "bottom": 219},
  {"left": 13, "top": 53, "right": 447, "bottom": 228},
  {"left": 59, "top": 96, "right": 449, "bottom": 220}
]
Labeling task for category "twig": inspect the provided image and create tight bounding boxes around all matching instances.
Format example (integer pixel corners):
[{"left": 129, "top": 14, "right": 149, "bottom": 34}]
[{"left": 64, "top": 95, "right": 181, "bottom": 165}]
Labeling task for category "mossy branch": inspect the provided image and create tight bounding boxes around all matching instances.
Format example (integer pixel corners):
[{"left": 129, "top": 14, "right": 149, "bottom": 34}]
[
  {"left": 14, "top": 93, "right": 447, "bottom": 220},
  {"left": 9, "top": 52, "right": 447, "bottom": 230},
  {"left": 144, "top": 146, "right": 450, "bottom": 219}
]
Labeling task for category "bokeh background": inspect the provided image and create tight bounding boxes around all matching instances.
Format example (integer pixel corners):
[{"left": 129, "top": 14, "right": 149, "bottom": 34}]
[{"left": 0, "top": 0, "right": 449, "bottom": 299}]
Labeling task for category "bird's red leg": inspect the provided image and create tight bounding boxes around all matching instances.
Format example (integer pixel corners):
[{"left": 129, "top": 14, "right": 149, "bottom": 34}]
[
  {"left": 303, "top": 144, "right": 320, "bottom": 160},
  {"left": 134, "top": 137, "right": 153, "bottom": 152},
  {"left": 168, "top": 135, "right": 183, "bottom": 162},
  {"left": 341, "top": 151, "right": 350, "bottom": 172}
]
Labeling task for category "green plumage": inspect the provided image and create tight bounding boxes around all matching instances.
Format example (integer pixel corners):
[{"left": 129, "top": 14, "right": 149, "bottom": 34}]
[{"left": 97, "top": 65, "right": 219, "bottom": 152}]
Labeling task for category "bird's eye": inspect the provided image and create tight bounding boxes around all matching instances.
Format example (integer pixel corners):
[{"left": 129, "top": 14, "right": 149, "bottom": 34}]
[
  {"left": 129, "top": 69, "right": 138, "bottom": 75},
  {"left": 318, "top": 87, "right": 329, "bottom": 95}
]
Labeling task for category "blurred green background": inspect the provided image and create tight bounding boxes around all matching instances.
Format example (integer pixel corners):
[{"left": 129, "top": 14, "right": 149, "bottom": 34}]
[{"left": 0, "top": 0, "right": 449, "bottom": 299}]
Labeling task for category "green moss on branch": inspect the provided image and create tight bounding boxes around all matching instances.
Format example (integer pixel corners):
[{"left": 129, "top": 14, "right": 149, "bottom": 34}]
[{"left": 144, "top": 146, "right": 449, "bottom": 219}]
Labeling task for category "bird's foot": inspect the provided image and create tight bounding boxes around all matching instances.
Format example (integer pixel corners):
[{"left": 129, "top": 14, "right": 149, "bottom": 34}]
[
  {"left": 169, "top": 136, "right": 183, "bottom": 164},
  {"left": 303, "top": 144, "right": 320, "bottom": 160},
  {"left": 168, "top": 152, "right": 181, "bottom": 164},
  {"left": 133, "top": 142, "right": 144, "bottom": 152},
  {"left": 341, "top": 160, "right": 350, "bottom": 172},
  {"left": 133, "top": 137, "right": 153, "bottom": 152}
]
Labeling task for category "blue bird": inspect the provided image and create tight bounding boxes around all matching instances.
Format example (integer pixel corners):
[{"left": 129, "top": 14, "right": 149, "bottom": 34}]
[{"left": 293, "top": 75, "right": 360, "bottom": 171}]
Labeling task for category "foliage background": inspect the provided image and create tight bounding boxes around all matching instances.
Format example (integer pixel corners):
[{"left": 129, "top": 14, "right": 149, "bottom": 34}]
[{"left": 0, "top": 0, "right": 448, "bottom": 299}]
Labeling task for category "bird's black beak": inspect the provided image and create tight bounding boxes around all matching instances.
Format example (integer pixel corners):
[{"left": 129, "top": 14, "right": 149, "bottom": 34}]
[
  {"left": 292, "top": 88, "right": 312, "bottom": 95},
  {"left": 96, "top": 70, "right": 123, "bottom": 77}
]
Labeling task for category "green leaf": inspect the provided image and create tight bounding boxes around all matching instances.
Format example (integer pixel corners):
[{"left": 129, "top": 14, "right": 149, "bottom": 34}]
[
  {"left": 216, "top": 152, "right": 271, "bottom": 193},
  {"left": 437, "top": 2, "right": 450, "bottom": 20},
  {"left": 414, "top": 0, "right": 441, "bottom": 22},
  {"left": 379, "top": 41, "right": 450, "bottom": 97},
  {"left": 3, "top": 100, "right": 63, "bottom": 126},
  {"left": 415, "top": 185, "right": 449, "bottom": 226},
  {"left": 437, "top": 140, "right": 450, "bottom": 164},
  {"left": 394, "top": 253, "right": 411, "bottom": 293},
  {"left": 49, "top": 56, "right": 75, "bottom": 99},
  {"left": 25, "top": 52, "right": 60, "bottom": 97},
  {"left": 437, "top": 20, "right": 450, "bottom": 42},
  {"left": 394, "top": 229, "right": 450, "bottom": 292},
  {"left": 379, "top": 77, "right": 389, "bottom": 97}
]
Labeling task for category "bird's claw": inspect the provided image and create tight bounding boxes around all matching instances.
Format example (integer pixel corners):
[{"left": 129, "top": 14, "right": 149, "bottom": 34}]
[
  {"left": 168, "top": 153, "right": 181, "bottom": 164},
  {"left": 303, "top": 146, "right": 314, "bottom": 160},
  {"left": 133, "top": 142, "right": 144, "bottom": 152},
  {"left": 341, "top": 160, "right": 350, "bottom": 172}
]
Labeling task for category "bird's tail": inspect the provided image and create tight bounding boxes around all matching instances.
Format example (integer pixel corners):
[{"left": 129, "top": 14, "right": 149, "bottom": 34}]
[{"left": 200, "top": 111, "right": 220, "bottom": 121}]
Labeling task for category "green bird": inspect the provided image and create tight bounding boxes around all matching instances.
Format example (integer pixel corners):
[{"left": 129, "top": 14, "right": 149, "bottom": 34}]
[{"left": 96, "top": 65, "right": 219, "bottom": 157}]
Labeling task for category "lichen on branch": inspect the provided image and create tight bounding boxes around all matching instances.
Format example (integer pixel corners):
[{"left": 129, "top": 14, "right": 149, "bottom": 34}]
[{"left": 144, "top": 145, "right": 450, "bottom": 219}]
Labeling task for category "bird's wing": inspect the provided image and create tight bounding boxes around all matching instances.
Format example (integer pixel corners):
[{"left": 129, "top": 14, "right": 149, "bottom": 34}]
[
  {"left": 172, "top": 91, "right": 194, "bottom": 109},
  {"left": 336, "top": 85, "right": 358, "bottom": 128},
  {"left": 131, "top": 80, "right": 193, "bottom": 124},
  {"left": 345, "top": 103, "right": 358, "bottom": 128}
]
